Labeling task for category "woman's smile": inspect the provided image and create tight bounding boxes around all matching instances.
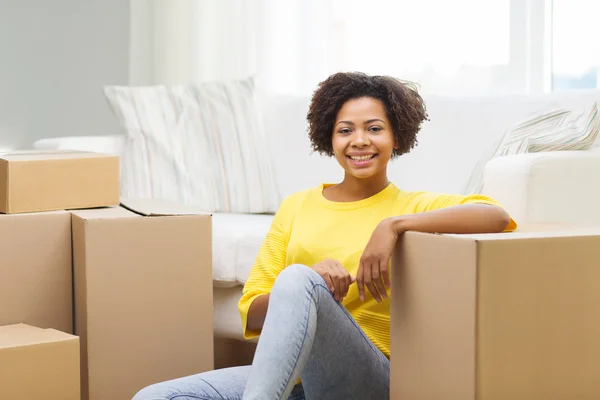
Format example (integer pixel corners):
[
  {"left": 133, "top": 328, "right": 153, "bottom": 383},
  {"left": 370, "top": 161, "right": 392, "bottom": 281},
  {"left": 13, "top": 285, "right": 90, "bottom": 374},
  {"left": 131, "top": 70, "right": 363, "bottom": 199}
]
[{"left": 347, "top": 153, "right": 378, "bottom": 167}]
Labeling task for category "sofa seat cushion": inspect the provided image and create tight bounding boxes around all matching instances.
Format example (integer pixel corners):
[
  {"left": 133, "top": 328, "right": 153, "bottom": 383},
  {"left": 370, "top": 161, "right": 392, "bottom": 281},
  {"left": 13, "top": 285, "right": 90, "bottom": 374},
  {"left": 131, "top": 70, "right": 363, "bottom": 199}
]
[{"left": 212, "top": 213, "right": 273, "bottom": 287}]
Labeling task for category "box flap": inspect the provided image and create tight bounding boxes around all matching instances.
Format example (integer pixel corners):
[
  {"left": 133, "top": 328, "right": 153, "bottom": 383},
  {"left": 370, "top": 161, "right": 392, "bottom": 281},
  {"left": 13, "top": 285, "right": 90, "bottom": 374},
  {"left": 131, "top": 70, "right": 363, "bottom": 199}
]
[
  {"left": 120, "top": 197, "right": 211, "bottom": 216},
  {"left": 70, "top": 206, "right": 140, "bottom": 220},
  {"left": 0, "top": 149, "right": 114, "bottom": 162},
  {"left": 0, "top": 324, "right": 76, "bottom": 349}
]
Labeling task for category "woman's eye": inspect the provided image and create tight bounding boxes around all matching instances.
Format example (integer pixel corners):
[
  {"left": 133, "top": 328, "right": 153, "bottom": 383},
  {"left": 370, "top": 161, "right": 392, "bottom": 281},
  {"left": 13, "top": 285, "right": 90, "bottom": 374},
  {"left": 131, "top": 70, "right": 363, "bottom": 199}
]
[
  {"left": 369, "top": 126, "right": 382, "bottom": 132},
  {"left": 339, "top": 128, "right": 351, "bottom": 134}
]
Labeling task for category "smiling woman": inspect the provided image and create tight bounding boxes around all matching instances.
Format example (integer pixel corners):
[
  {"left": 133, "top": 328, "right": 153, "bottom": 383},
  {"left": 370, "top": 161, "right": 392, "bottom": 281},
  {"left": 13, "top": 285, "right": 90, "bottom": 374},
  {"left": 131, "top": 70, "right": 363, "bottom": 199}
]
[
  {"left": 132, "top": 72, "right": 516, "bottom": 400},
  {"left": 307, "top": 73, "right": 428, "bottom": 204},
  {"left": 334, "top": 99, "right": 395, "bottom": 177},
  {"left": 327, "top": 97, "right": 402, "bottom": 200}
]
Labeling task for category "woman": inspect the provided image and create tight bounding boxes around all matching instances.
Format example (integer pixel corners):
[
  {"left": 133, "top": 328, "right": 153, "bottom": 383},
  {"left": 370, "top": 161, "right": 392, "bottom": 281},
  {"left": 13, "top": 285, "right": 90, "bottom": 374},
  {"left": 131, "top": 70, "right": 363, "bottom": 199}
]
[{"left": 133, "top": 72, "right": 516, "bottom": 400}]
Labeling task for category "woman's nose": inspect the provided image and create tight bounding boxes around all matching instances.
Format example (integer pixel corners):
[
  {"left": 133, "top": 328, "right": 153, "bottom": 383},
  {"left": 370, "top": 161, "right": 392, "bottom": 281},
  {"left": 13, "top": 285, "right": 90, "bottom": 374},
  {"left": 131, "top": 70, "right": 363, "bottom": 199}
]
[{"left": 352, "top": 130, "right": 370, "bottom": 146}]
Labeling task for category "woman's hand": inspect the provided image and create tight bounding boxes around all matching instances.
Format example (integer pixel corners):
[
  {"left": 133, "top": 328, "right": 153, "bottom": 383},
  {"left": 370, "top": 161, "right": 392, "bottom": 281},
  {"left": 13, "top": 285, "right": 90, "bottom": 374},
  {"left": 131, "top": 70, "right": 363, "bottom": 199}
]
[
  {"left": 357, "top": 218, "right": 400, "bottom": 303},
  {"left": 311, "top": 259, "right": 355, "bottom": 302}
]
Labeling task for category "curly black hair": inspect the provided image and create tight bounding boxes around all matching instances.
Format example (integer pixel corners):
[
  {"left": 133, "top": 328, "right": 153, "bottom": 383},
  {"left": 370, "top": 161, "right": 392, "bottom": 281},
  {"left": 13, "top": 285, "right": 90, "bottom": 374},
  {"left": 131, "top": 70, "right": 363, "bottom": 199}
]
[{"left": 307, "top": 72, "right": 429, "bottom": 158}]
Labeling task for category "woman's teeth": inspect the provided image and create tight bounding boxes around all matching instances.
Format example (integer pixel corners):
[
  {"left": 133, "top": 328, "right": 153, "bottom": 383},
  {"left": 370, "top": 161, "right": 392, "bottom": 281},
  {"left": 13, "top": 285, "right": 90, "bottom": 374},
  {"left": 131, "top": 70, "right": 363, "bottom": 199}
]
[{"left": 350, "top": 155, "right": 375, "bottom": 161}]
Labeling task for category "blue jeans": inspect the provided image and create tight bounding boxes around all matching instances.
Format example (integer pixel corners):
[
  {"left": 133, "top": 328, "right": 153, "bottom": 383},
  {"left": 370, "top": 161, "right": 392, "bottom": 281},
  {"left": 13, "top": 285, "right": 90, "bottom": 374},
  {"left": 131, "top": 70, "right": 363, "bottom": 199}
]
[{"left": 132, "top": 264, "right": 390, "bottom": 399}]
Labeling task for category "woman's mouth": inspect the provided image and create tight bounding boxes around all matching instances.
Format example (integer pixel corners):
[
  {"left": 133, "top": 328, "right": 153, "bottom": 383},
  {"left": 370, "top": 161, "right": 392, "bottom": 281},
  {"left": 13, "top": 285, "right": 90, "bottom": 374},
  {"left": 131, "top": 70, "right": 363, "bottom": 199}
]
[{"left": 347, "top": 154, "right": 377, "bottom": 167}]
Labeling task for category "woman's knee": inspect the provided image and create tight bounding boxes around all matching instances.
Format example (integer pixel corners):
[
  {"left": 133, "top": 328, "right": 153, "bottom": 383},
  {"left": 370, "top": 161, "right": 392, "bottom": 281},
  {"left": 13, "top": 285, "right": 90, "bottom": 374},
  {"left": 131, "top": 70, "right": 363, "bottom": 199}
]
[
  {"left": 275, "top": 264, "right": 319, "bottom": 284},
  {"left": 131, "top": 378, "right": 208, "bottom": 400},
  {"left": 132, "top": 383, "right": 168, "bottom": 400},
  {"left": 273, "top": 264, "right": 324, "bottom": 293}
]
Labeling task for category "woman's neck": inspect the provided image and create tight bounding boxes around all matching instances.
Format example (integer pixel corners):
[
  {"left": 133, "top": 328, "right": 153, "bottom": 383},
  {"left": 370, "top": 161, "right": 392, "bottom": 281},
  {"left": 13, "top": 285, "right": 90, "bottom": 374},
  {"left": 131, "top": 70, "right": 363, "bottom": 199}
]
[{"left": 325, "top": 173, "right": 390, "bottom": 202}]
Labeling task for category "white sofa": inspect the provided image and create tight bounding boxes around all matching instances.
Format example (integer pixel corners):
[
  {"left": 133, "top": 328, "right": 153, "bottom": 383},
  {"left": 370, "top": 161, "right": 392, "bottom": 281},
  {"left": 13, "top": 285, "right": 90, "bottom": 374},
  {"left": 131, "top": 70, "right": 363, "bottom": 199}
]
[{"left": 33, "top": 90, "right": 600, "bottom": 342}]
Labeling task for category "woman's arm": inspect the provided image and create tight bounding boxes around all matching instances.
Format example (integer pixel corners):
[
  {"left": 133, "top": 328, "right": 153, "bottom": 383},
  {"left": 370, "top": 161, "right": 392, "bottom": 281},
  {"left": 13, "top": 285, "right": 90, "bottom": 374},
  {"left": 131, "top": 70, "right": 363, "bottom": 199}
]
[
  {"left": 247, "top": 293, "right": 270, "bottom": 332},
  {"left": 390, "top": 203, "right": 511, "bottom": 235},
  {"left": 238, "top": 193, "right": 305, "bottom": 338},
  {"left": 357, "top": 203, "right": 513, "bottom": 302}
]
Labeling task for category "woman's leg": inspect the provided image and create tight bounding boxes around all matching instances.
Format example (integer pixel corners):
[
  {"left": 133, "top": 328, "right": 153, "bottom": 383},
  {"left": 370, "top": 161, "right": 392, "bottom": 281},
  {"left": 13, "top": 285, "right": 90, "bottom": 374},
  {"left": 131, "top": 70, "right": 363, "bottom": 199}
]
[
  {"left": 132, "top": 366, "right": 249, "bottom": 400},
  {"left": 242, "top": 264, "right": 390, "bottom": 400},
  {"left": 132, "top": 366, "right": 305, "bottom": 400}
]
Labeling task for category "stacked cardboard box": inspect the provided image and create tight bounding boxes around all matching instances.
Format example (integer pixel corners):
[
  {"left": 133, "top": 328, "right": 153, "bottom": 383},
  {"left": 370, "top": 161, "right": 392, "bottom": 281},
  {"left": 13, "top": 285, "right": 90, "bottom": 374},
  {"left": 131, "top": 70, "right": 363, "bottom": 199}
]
[
  {"left": 0, "top": 150, "right": 120, "bottom": 214},
  {"left": 390, "top": 227, "right": 600, "bottom": 400},
  {"left": 0, "top": 323, "right": 80, "bottom": 400},
  {"left": 0, "top": 150, "right": 120, "bottom": 333},
  {"left": 71, "top": 199, "right": 214, "bottom": 399},
  {"left": 0, "top": 150, "right": 214, "bottom": 400},
  {"left": 0, "top": 210, "right": 73, "bottom": 333}
]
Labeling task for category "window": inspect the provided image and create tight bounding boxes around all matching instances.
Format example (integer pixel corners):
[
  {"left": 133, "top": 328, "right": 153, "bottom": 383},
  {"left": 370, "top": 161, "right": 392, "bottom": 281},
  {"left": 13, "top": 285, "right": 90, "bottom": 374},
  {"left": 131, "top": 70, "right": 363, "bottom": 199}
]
[
  {"left": 552, "top": 0, "right": 600, "bottom": 91},
  {"left": 333, "top": 0, "right": 512, "bottom": 96},
  {"left": 246, "top": 0, "right": 600, "bottom": 95}
]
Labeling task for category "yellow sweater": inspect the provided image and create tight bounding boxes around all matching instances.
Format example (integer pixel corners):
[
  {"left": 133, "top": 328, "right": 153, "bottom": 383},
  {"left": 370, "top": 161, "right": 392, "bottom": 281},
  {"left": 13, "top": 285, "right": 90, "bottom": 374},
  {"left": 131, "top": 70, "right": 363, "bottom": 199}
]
[{"left": 238, "top": 183, "right": 517, "bottom": 357}]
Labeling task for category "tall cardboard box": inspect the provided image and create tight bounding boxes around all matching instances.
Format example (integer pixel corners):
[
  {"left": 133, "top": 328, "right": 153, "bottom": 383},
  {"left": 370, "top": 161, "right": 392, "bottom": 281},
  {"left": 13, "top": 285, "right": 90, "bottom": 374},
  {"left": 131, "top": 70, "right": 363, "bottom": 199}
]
[
  {"left": 0, "top": 211, "right": 73, "bottom": 333},
  {"left": 390, "top": 228, "right": 600, "bottom": 400},
  {"left": 0, "top": 150, "right": 119, "bottom": 214},
  {"left": 0, "top": 323, "right": 80, "bottom": 400},
  {"left": 71, "top": 199, "right": 214, "bottom": 400}
]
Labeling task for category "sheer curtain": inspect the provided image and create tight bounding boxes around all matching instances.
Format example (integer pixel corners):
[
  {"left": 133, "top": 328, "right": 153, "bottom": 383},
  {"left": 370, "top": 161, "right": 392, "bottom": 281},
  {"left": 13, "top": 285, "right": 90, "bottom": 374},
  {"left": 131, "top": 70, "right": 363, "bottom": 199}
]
[
  {"left": 128, "top": 0, "right": 197, "bottom": 85},
  {"left": 128, "top": 0, "right": 335, "bottom": 91},
  {"left": 128, "top": 0, "right": 563, "bottom": 96},
  {"left": 129, "top": 0, "right": 260, "bottom": 85}
]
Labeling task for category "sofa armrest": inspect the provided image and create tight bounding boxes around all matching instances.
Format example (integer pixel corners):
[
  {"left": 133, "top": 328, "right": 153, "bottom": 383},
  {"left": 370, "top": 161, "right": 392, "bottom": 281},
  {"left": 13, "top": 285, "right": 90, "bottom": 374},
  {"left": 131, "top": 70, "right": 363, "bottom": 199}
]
[
  {"left": 481, "top": 149, "right": 600, "bottom": 225},
  {"left": 33, "top": 135, "right": 126, "bottom": 156}
]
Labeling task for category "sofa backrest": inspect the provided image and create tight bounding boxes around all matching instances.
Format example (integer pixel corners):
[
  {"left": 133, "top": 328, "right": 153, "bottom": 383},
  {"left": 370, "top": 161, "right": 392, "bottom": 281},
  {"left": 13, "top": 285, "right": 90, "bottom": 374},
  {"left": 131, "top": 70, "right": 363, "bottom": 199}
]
[{"left": 263, "top": 89, "right": 600, "bottom": 198}]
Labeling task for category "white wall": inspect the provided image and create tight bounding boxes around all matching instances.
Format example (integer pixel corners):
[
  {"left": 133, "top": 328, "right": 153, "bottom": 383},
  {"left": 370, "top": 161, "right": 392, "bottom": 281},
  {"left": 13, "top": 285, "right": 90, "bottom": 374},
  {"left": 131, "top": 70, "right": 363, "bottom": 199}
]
[{"left": 0, "top": 0, "right": 130, "bottom": 149}]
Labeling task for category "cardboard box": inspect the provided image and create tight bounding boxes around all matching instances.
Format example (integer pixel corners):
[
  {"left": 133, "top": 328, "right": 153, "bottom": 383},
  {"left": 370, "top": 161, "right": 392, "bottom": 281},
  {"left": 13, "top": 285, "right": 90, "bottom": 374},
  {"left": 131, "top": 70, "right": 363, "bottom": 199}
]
[
  {"left": 0, "top": 323, "right": 80, "bottom": 400},
  {"left": 390, "top": 228, "right": 600, "bottom": 400},
  {"left": 0, "top": 210, "right": 73, "bottom": 333},
  {"left": 0, "top": 150, "right": 119, "bottom": 214},
  {"left": 71, "top": 199, "right": 214, "bottom": 400}
]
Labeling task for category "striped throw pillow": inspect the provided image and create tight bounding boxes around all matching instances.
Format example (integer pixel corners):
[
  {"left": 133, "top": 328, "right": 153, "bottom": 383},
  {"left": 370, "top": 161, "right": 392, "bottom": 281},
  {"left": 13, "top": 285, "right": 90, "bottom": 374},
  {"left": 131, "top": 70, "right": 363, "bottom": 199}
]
[
  {"left": 104, "top": 77, "right": 281, "bottom": 214},
  {"left": 463, "top": 101, "right": 600, "bottom": 194}
]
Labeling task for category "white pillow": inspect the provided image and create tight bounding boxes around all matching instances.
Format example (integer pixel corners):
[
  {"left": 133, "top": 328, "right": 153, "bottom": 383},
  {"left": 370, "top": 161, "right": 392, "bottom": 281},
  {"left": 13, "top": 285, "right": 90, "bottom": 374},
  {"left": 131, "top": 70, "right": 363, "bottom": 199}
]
[
  {"left": 104, "top": 77, "right": 281, "bottom": 214},
  {"left": 463, "top": 101, "right": 600, "bottom": 194}
]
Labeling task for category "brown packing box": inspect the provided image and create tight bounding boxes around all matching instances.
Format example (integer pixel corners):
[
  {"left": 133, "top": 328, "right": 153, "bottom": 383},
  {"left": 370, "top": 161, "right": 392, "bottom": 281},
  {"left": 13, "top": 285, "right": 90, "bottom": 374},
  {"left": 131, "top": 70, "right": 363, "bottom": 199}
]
[
  {"left": 71, "top": 198, "right": 214, "bottom": 400},
  {"left": 390, "top": 227, "right": 600, "bottom": 400},
  {"left": 0, "top": 149, "right": 120, "bottom": 214},
  {"left": 0, "top": 323, "right": 80, "bottom": 400},
  {"left": 0, "top": 210, "right": 73, "bottom": 333}
]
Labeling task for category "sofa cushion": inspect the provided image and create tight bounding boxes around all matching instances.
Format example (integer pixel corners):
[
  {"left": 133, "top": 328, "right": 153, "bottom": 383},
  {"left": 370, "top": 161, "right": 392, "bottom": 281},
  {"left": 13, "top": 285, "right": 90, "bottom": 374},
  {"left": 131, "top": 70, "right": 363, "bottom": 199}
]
[
  {"left": 464, "top": 101, "right": 600, "bottom": 194},
  {"left": 104, "top": 78, "right": 281, "bottom": 214},
  {"left": 212, "top": 213, "right": 273, "bottom": 287},
  {"left": 482, "top": 148, "right": 600, "bottom": 225}
]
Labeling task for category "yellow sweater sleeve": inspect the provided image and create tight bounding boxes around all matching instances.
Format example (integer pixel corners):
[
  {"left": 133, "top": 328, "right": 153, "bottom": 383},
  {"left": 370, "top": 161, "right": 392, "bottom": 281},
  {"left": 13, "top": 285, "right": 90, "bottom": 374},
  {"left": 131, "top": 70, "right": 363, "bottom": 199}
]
[
  {"left": 238, "top": 192, "right": 304, "bottom": 339},
  {"left": 404, "top": 192, "right": 518, "bottom": 232}
]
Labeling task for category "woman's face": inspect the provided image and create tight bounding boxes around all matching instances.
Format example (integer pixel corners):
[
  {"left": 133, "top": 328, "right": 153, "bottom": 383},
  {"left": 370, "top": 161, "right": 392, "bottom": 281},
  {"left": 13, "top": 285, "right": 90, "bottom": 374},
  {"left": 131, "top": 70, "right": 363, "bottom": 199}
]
[{"left": 332, "top": 97, "right": 397, "bottom": 180}]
